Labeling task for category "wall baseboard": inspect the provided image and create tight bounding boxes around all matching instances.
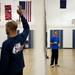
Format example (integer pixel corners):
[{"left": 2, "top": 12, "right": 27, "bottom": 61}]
[
  {"left": 0, "top": 47, "right": 74, "bottom": 49},
  {"left": 63, "top": 48, "right": 73, "bottom": 49},
  {"left": 47, "top": 48, "right": 73, "bottom": 49}
]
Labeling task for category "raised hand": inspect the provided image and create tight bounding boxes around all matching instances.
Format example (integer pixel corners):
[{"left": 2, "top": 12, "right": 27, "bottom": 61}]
[{"left": 17, "top": 6, "right": 23, "bottom": 16}]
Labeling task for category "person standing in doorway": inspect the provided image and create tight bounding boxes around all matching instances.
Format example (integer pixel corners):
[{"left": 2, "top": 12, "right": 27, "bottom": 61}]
[
  {"left": 50, "top": 31, "right": 60, "bottom": 68},
  {"left": 0, "top": 6, "right": 29, "bottom": 75}
]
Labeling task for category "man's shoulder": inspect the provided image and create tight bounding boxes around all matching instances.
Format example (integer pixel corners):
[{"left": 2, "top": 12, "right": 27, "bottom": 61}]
[{"left": 2, "top": 39, "right": 10, "bottom": 47}]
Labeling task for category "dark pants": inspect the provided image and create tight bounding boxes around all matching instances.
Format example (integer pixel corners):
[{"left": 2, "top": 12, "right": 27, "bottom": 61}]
[
  {"left": 16, "top": 70, "right": 23, "bottom": 75},
  {"left": 7, "top": 69, "right": 23, "bottom": 75},
  {"left": 51, "top": 49, "right": 59, "bottom": 65}
]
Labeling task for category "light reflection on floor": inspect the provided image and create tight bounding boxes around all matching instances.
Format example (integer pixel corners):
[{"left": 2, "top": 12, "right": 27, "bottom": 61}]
[{"left": 0, "top": 49, "right": 75, "bottom": 75}]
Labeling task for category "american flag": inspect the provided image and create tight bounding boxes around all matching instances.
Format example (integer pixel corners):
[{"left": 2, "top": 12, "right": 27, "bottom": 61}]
[{"left": 19, "top": 1, "right": 31, "bottom": 22}]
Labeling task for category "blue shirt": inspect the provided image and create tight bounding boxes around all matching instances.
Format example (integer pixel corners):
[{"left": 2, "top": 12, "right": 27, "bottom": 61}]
[{"left": 50, "top": 36, "right": 59, "bottom": 49}]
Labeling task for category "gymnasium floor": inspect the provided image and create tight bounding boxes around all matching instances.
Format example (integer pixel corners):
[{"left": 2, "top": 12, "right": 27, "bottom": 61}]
[
  {"left": 23, "top": 49, "right": 75, "bottom": 75},
  {"left": 47, "top": 49, "right": 75, "bottom": 75},
  {"left": 0, "top": 49, "right": 75, "bottom": 75}
]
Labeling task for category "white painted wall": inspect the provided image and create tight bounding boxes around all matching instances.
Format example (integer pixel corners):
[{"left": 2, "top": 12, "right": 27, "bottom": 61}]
[
  {"left": 0, "top": 0, "right": 75, "bottom": 48},
  {"left": 63, "top": 28, "right": 72, "bottom": 48},
  {"left": 32, "top": 0, "right": 47, "bottom": 75},
  {"left": 0, "top": 0, "right": 19, "bottom": 47},
  {"left": 47, "top": 27, "right": 73, "bottom": 48},
  {"left": 46, "top": 0, "right": 75, "bottom": 27},
  {"left": 0, "top": 0, "right": 34, "bottom": 47},
  {"left": 46, "top": 0, "right": 75, "bottom": 48}
]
